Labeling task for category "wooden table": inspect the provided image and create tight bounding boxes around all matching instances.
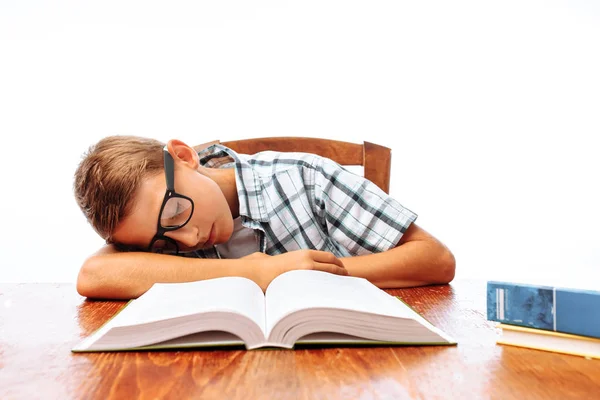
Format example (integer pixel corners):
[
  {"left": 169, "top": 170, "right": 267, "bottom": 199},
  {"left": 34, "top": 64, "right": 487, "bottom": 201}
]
[{"left": 1, "top": 280, "right": 598, "bottom": 400}]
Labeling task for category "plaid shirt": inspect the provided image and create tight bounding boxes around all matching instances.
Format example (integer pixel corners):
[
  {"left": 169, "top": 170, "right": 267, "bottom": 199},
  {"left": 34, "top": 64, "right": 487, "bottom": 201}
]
[{"left": 191, "top": 144, "right": 417, "bottom": 259}]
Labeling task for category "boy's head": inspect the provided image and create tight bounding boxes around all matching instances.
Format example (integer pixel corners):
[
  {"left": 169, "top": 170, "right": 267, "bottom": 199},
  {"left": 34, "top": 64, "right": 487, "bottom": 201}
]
[
  {"left": 74, "top": 135, "right": 164, "bottom": 242},
  {"left": 74, "top": 135, "right": 235, "bottom": 251}
]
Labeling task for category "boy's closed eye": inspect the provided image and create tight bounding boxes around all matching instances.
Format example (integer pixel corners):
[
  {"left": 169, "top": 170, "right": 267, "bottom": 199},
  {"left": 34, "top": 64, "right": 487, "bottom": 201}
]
[{"left": 161, "top": 198, "right": 193, "bottom": 227}]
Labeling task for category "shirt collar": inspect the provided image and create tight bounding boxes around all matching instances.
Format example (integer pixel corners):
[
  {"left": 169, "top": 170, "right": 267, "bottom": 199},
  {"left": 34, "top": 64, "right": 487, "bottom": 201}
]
[{"left": 197, "top": 144, "right": 269, "bottom": 223}]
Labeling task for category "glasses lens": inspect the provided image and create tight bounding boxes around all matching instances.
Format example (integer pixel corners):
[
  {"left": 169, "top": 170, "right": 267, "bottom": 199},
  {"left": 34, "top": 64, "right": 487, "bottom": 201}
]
[
  {"left": 150, "top": 237, "right": 179, "bottom": 254},
  {"left": 160, "top": 197, "right": 193, "bottom": 229}
]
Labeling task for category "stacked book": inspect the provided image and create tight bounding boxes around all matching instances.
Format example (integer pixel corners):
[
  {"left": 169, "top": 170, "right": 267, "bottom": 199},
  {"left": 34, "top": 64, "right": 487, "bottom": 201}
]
[{"left": 486, "top": 280, "right": 600, "bottom": 359}]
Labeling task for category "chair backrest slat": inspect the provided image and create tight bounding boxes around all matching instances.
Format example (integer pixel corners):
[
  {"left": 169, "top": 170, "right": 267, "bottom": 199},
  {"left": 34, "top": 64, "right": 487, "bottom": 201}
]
[{"left": 194, "top": 137, "right": 391, "bottom": 193}]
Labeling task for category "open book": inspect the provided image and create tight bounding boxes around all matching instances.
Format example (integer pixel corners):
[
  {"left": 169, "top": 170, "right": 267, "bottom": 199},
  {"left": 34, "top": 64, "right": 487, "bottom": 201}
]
[{"left": 72, "top": 270, "right": 456, "bottom": 352}]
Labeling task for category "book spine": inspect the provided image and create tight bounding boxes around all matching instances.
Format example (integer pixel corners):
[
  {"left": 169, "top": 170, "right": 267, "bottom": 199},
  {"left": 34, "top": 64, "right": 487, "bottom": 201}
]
[{"left": 486, "top": 281, "right": 600, "bottom": 339}]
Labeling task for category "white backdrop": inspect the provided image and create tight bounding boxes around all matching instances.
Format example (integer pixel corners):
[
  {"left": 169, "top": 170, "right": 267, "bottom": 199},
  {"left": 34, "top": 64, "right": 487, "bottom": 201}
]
[{"left": 1, "top": 1, "right": 599, "bottom": 285}]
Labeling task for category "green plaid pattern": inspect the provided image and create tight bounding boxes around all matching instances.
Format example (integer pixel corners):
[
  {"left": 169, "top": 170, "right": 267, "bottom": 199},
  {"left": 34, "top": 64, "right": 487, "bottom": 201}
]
[{"left": 192, "top": 144, "right": 417, "bottom": 259}]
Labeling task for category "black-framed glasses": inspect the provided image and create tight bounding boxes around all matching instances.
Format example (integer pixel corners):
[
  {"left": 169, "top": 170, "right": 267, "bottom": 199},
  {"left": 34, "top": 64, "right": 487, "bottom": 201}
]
[{"left": 147, "top": 147, "right": 195, "bottom": 255}]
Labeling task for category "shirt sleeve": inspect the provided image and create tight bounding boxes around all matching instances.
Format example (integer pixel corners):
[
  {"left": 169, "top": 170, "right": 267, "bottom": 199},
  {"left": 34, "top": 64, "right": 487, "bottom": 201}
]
[{"left": 310, "top": 156, "right": 418, "bottom": 256}]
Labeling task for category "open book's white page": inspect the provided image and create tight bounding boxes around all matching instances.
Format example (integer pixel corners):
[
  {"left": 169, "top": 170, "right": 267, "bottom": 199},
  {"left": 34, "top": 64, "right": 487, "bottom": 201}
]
[
  {"left": 265, "top": 270, "right": 417, "bottom": 335},
  {"left": 109, "top": 277, "right": 265, "bottom": 330}
]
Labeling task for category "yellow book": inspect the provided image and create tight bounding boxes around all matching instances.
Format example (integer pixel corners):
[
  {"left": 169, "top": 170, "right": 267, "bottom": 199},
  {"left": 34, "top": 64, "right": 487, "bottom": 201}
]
[{"left": 497, "top": 323, "right": 600, "bottom": 360}]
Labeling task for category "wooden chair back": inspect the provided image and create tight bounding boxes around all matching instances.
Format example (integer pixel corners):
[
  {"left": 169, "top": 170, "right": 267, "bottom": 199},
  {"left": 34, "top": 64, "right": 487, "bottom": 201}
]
[{"left": 194, "top": 137, "right": 391, "bottom": 193}]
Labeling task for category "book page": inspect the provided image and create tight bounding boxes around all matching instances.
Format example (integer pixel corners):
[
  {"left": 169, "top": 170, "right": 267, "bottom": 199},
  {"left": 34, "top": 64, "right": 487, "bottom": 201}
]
[
  {"left": 147, "top": 331, "right": 245, "bottom": 348},
  {"left": 264, "top": 270, "right": 418, "bottom": 336},
  {"left": 109, "top": 277, "right": 266, "bottom": 333}
]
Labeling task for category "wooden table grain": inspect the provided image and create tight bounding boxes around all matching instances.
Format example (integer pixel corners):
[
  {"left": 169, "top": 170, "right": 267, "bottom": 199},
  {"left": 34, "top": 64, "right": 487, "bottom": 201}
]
[{"left": 1, "top": 280, "right": 598, "bottom": 400}]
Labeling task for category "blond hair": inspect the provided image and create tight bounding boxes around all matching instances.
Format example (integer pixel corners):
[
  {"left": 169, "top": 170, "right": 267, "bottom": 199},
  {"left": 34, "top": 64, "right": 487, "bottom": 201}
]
[{"left": 73, "top": 135, "right": 165, "bottom": 242}]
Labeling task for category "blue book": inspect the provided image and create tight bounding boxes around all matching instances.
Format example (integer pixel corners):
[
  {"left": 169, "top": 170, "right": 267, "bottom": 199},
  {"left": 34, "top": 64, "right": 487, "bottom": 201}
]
[{"left": 486, "top": 281, "right": 600, "bottom": 339}]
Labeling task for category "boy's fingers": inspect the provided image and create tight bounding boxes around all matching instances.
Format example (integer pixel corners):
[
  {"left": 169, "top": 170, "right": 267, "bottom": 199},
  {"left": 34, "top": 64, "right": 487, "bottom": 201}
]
[
  {"left": 309, "top": 250, "right": 345, "bottom": 268},
  {"left": 315, "top": 262, "right": 349, "bottom": 276}
]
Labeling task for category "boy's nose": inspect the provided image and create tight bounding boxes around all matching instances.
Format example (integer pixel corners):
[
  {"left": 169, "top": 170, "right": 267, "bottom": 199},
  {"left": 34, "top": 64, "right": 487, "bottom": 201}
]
[{"left": 167, "top": 228, "right": 198, "bottom": 249}]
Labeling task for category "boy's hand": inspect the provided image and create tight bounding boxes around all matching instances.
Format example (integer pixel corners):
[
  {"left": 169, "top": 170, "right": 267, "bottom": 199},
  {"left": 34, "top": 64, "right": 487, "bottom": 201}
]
[{"left": 240, "top": 250, "right": 348, "bottom": 291}]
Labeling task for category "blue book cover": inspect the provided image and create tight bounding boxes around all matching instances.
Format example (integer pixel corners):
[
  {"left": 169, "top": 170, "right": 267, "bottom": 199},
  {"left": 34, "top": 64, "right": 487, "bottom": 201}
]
[{"left": 486, "top": 281, "right": 600, "bottom": 339}]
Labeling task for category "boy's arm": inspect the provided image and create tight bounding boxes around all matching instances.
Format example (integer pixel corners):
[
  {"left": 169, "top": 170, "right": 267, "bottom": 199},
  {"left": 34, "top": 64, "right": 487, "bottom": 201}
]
[
  {"left": 308, "top": 157, "right": 454, "bottom": 288},
  {"left": 77, "top": 245, "right": 347, "bottom": 299},
  {"left": 76, "top": 245, "right": 257, "bottom": 299},
  {"left": 340, "top": 223, "right": 456, "bottom": 288}
]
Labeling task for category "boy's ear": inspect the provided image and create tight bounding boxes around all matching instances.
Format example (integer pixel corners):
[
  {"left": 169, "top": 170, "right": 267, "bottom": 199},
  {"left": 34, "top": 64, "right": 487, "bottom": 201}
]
[{"left": 166, "top": 139, "right": 200, "bottom": 169}]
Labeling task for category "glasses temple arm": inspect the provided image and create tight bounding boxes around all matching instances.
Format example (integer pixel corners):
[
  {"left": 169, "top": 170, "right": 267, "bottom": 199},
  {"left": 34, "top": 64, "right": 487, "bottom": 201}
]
[{"left": 163, "top": 147, "right": 175, "bottom": 191}]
